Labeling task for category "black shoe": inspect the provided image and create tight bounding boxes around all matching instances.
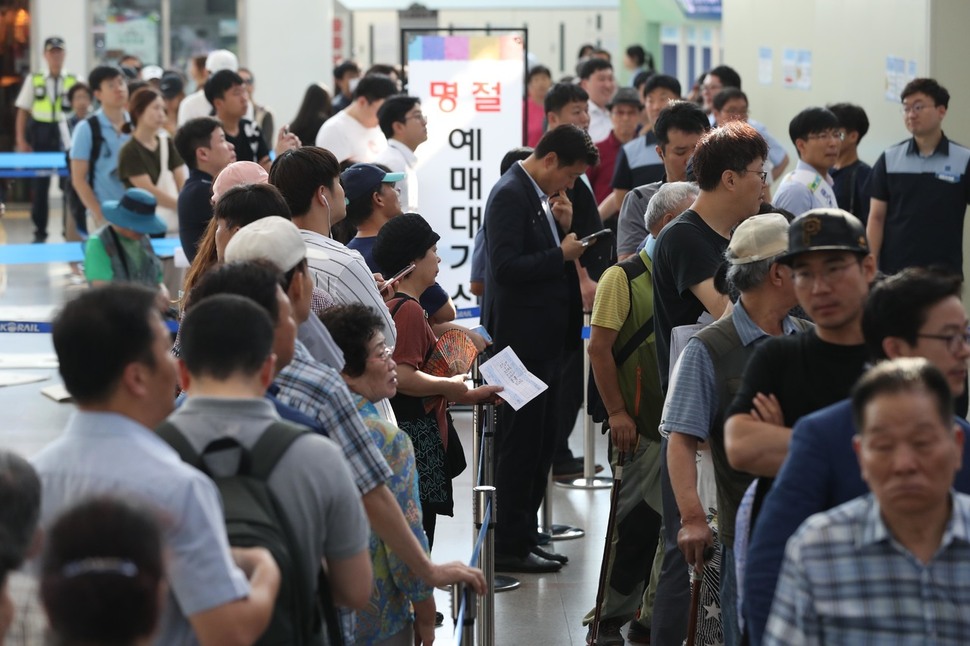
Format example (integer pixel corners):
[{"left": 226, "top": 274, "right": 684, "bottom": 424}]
[
  {"left": 435, "top": 611, "right": 444, "bottom": 627},
  {"left": 585, "top": 617, "right": 626, "bottom": 645},
  {"left": 531, "top": 546, "right": 568, "bottom": 564},
  {"left": 495, "top": 551, "right": 562, "bottom": 573},
  {"left": 32, "top": 233, "right": 48, "bottom": 244},
  {"left": 537, "top": 531, "right": 552, "bottom": 546}
]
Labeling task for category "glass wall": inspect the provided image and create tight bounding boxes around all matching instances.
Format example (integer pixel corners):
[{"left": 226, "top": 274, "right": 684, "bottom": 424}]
[
  {"left": 169, "top": 0, "right": 237, "bottom": 84},
  {"left": 91, "top": 0, "right": 237, "bottom": 83},
  {"left": 91, "top": 0, "right": 162, "bottom": 66}
]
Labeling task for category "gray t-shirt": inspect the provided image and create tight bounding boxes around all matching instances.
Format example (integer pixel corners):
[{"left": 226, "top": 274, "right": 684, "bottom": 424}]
[
  {"left": 167, "top": 396, "right": 370, "bottom": 602},
  {"left": 617, "top": 181, "right": 661, "bottom": 256}
]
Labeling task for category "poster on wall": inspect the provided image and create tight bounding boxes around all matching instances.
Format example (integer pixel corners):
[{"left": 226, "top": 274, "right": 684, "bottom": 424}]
[
  {"left": 884, "top": 56, "right": 917, "bottom": 102},
  {"left": 757, "top": 47, "right": 772, "bottom": 85},
  {"left": 796, "top": 50, "right": 812, "bottom": 90},
  {"left": 105, "top": 14, "right": 160, "bottom": 65},
  {"left": 781, "top": 49, "right": 796, "bottom": 88},
  {"left": 404, "top": 31, "right": 526, "bottom": 313},
  {"left": 781, "top": 48, "right": 812, "bottom": 90}
]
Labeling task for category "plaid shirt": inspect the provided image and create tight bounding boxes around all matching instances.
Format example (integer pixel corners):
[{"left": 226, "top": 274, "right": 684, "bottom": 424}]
[
  {"left": 765, "top": 492, "right": 970, "bottom": 645},
  {"left": 275, "top": 340, "right": 392, "bottom": 495}
]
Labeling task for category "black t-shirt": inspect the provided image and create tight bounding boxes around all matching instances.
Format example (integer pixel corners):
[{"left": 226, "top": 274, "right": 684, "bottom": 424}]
[
  {"left": 830, "top": 159, "right": 872, "bottom": 224},
  {"left": 652, "top": 209, "right": 729, "bottom": 391},
  {"left": 568, "top": 179, "right": 611, "bottom": 280},
  {"left": 224, "top": 118, "right": 269, "bottom": 163},
  {"left": 726, "top": 329, "right": 870, "bottom": 425},
  {"left": 177, "top": 168, "right": 214, "bottom": 264}
]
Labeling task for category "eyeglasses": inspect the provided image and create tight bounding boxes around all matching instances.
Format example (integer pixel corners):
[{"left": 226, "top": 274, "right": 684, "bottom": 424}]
[
  {"left": 792, "top": 261, "right": 857, "bottom": 287},
  {"left": 916, "top": 328, "right": 970, "bottom": 354},
  {"left": 738, "top": 168, "right": 768, "bottom": 183},
  {"left": 807, "top": 130, "right": 845, "bottom": 141},
  {"left": 406, "top": 112, "right": 428, "bottom": 123},
  {"left": 370, "top": 344, "right": 395, "bottom": 362},
  {"left": 901, "top": 102, "right": 933, "bottom": 115}
]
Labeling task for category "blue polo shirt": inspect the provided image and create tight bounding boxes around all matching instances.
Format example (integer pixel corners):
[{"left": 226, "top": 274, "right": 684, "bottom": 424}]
[
  {"left": 870, "top": 134, "right": 970, "bottom": 275},
  {"left": 69, "top": 108, "right": 130, "bottom": 205}
]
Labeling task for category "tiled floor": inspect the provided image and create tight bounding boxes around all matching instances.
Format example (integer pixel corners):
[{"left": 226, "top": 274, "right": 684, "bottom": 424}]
[{"left": 0, "top": 200, "right": 631, "bottom": 645}]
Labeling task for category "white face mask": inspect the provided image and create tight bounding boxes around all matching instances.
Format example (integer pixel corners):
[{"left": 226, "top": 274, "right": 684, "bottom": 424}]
[
  {"left": 348, "top": 77, "right": 361, "bottom": 94},
  {"left": 645, "top": 233, "right": 657, "bottom": 260}
]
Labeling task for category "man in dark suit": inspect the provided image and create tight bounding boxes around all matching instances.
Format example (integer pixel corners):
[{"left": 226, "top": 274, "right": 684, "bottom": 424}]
[{"left": 483, "top": 125, "right": 601, "bottom": 572}]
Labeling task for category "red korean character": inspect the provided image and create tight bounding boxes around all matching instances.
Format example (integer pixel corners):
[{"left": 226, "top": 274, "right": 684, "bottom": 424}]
[
  {"left": 430, "top": 81, "right": 458, "bottom": 112},
  {"left": 472, "top": 81, "right": 501, "bottom": 112}
]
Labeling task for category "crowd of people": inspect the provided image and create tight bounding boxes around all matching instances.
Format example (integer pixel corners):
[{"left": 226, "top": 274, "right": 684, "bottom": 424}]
[{"left": 4, "top": 31, "right": 970, "bottom": 646}]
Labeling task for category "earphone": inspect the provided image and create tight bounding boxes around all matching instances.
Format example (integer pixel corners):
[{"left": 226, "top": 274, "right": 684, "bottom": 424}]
[{"left": 321, "top": 191, "right": 332, "bottom": 238}]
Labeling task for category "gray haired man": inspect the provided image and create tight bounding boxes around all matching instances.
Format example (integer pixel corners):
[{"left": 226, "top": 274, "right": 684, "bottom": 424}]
[{"left": 662, "top": 213, "right": 811, "bottom": 645}]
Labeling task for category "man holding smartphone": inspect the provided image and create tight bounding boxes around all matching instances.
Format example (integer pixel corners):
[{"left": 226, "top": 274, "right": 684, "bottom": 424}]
[{"left": 483, "top": 125, "right": 600, "bottom": 573}]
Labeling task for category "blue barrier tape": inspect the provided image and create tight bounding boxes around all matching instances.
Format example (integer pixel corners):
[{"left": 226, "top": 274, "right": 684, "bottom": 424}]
[
  {"left": 0, "top": 321, "right": 52, "bottom": 334},
  {"left": 0, "top": 238, "right": 182, "bottom": 265},
  {"left": 0, "top": 152, "right": 69, "bottom": 179},
  {"left": 0, "top": 152, "right": 68, "bottom": 168},
  {"left": 582, "top": 325, "right": 591, "bottom": 339},
  {"left": 456, "top": 306, "right": 481, "bottom": 319},
  {"left": 456, "top": 500, "right": 492, "bottom": 646},
  {"left": 3, "top": 319, "right": 180, "bottom": 333}
]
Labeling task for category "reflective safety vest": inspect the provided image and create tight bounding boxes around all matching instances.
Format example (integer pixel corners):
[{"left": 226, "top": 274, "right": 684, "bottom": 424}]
[{"left": 30, "top": 73, "right": 77, "bottom": 123}]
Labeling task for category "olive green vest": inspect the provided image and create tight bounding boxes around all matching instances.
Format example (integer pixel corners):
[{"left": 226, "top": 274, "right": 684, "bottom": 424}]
[
  {"left": 613, "top": 249, "right": 663, "bottom": 441},
  {"left": 694, "top": 312, "right": 813, "bottom": 547}
]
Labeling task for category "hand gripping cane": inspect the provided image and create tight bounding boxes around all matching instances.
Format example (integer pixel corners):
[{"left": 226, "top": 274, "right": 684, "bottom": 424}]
[
  {"left": 685, "top": 545, "right": 716, "bottom": 646},
  {"left": 589, "top": 448, "right": 629, "bottom": 645}
]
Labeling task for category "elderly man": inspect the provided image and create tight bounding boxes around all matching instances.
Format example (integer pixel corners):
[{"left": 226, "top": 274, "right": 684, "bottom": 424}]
[
  {"left": 664, "top": 213, "right": 811, "bottom": 646},
  {"left": 580, "top": 181, "right": 695, "bottom": 645},
  {"left": 765, "top": 358, "right": 970, "bottom": 644}
]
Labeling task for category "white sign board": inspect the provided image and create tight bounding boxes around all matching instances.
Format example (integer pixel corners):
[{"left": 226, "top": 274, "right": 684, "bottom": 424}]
[
  {"left": 105, "top": 15, "right": 160, "bottom": 65},
  {"left": 406, "top": 33, "right": 525, "bottom": 310}
]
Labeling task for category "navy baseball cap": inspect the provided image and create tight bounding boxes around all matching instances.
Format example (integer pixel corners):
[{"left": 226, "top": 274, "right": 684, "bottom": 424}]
[
  {"left": 340, "top": 163, "right": 405, "bottom": 202},
  {"left": 44, "top": 37, "right": 65, "bottom": 52}
]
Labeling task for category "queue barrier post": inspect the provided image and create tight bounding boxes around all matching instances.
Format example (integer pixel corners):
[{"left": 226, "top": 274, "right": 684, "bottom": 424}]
[
  {"left": 474, "top": 486, "right": 496, "bottom": 646},
  {"left": 472, "top": 355, "right": 520, "bottom": 593},
  {"left": 559, "top": 312, "right": 611, "bottom": 490}
]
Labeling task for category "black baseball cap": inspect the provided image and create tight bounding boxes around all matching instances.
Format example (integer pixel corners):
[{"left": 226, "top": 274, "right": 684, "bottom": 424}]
[
  {"left": 777, "top": 208, "right": 869, "bottom": 265},
  {"left": 159, "top": 71, "right": 185, "bottom": 99},
  {"left": 44, "top": 37, "right": 65, "bottom": 52}
]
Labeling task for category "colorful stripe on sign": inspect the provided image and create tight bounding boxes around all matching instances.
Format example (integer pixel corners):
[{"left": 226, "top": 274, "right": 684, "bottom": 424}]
[{"left": 407, "top": 34, "right": 523, "bottom": 61}]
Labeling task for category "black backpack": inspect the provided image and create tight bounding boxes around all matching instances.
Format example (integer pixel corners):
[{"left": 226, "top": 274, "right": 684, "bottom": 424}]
[{"left": 157, "top": 420, "right": 343, "bottom": 646}]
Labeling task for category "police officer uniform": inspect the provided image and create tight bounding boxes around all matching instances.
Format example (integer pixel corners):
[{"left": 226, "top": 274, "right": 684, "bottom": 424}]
[{"left": 14, "top": 37, "right": 78, "bottom": 242}]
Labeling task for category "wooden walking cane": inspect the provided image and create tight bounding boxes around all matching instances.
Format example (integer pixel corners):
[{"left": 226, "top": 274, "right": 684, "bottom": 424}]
[
  {"left": 589, "top": 448, "right": 629, "bottom": 645},
  {"left": 685, "top": 546, "right": 716, "bottom": 646}
]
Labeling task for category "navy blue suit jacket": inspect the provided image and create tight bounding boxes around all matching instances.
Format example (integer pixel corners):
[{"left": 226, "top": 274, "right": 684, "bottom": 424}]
[{"left": 482, "top": 163, "right": 579, "bottom": 361}]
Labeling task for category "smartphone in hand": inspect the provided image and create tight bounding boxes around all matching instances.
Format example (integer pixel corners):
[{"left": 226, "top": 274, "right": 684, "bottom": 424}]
[
  {"left": 381, "top": 262, "right": 416, "bottom": 293},
  {"left": 580, "top": 228, "right": 613, "bottom": 247}
]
